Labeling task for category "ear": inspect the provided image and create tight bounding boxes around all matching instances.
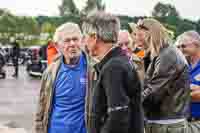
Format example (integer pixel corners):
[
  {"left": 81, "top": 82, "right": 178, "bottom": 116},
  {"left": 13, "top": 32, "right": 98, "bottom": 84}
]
[
  {"left": 194, "top": 42, "right": 200, "bottom": 49},
  {"left": 91, "top": 33, "right": 97, "bottom": 42}
]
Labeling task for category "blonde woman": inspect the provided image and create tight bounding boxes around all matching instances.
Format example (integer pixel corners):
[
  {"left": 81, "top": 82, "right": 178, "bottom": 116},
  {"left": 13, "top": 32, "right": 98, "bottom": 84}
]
[{"left": 136, "top": 18, "right": 190, "bottom": 133}]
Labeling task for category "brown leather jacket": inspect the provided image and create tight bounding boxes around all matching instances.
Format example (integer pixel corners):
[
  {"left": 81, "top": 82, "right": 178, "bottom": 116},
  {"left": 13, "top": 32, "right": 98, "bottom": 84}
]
[{"left": 142, "top": 45, "right": 191, "bottom": 120}]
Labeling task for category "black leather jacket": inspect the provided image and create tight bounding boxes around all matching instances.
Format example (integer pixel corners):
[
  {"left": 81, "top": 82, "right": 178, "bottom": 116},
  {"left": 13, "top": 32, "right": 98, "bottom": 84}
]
[
  {"left": 143, "top": 45, "right": 190, "bottom": 120},
  {"left": 88, "top": 47, "right": 144, "bottom": 133}
]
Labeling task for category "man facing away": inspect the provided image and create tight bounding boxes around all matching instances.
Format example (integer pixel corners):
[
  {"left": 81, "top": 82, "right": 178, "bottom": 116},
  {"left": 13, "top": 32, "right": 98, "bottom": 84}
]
[{"left": 83, "top": 11, "right": 144, "bottom": 133}]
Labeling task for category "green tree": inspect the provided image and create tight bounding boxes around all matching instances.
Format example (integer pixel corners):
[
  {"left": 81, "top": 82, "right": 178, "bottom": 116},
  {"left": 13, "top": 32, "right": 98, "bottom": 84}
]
[
  {"left": 41, "top": 22, "right": 56, "bottom": 38},
  {"left": 176, "top": 19, "right": 196, "bottom": 36},
  {"left": 152, "top": 2, "right": 179, "bottom": 18},
  {"left": 16, "top": 17, "right": 39, "bottom": 34},
  {"left": 152, "top": 2, "right": 180, "bottom": 26},
  {"left": 59, "top": 0, "right": 106, "bottom": 17},
  {"left": 0, "top": 13, "right": 16, "bottom": 33},
  {"left": 83, "top": 0, "right": 105, "bottom": 14},
  {"left": 197, "top": 19, "right": 200, "bottom": 33},
  {"left": 0, "top": 9, "right": 41, "bottom": 45},
  {"left": 59, "top": 0, "right": 79, "bottom": 16},
  {"left": 0, "top": 9, "right": 4, "bottom": 15}
]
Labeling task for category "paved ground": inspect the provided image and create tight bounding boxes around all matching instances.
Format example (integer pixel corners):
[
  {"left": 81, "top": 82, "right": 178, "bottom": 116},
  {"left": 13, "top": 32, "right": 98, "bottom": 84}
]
[{"left": 0, "top": 66, "right": 41, "bottom": 133}]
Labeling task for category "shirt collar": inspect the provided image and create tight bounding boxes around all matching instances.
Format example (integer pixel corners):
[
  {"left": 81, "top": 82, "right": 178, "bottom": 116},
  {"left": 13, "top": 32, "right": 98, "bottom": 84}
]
[
  {"left": 189, "top": 59, "right": 200, "bottom": 71},
  {"left": 94, "top": 47, "right": 124, "bottom": 72},
  {"left": 60, "top": 54, "right": 83, "bottom": 71}
]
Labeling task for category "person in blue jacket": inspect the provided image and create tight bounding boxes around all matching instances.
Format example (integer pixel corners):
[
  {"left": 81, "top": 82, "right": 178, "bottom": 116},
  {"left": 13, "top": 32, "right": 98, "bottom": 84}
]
[{"left": 35, "top": 22, "right": 88, "bottom": 133}]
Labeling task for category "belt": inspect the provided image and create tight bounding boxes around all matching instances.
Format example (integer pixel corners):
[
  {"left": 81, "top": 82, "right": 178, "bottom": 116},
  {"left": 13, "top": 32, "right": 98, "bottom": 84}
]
[
  {"left": 189, "top": 117, "right": 200, "bottom": 122},
  {"left": 147, "top": 118, "right": 185, "bottom": 125}
]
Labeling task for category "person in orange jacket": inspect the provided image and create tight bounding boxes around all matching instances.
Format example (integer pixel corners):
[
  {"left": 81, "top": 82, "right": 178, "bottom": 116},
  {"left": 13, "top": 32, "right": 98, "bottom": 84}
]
[
  {"left": 47, "top": 40, "right": 58, "bottom": 65},
  {"left": 128, "top": 22, "right": 145, "bottom": 59}
]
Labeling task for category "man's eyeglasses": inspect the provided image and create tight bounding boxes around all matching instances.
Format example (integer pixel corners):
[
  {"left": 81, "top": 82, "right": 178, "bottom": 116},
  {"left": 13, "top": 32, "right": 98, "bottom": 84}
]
[
  {"left": 119, "top": 42, "right": 130, "bottom": 47},
  {"left": 61, "top": 37, "right": 79, "bottom": 44}
]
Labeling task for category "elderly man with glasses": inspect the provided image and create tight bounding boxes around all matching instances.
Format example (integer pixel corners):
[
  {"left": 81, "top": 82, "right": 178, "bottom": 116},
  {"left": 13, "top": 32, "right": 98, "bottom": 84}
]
[
  {"left": 176, "top": 31, "right": 200, "bottom": 133},
  {"left": 35, "top": 22, "right": 90, "bottom": 133}
]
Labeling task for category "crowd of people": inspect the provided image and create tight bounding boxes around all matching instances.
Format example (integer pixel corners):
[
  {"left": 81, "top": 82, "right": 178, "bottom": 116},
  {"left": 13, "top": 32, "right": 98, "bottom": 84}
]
[{"left": 35, "top": 11, "right": 200, "bottom": 133}]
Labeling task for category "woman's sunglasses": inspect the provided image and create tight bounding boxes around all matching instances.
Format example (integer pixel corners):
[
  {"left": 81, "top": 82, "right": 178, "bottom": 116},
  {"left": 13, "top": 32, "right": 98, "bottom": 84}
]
[
  {"left": 137, "top": 20, "right": 149, "bottom": 31},
  {"left": 177, "top": 44, "right": 187, "bottom": 49}
]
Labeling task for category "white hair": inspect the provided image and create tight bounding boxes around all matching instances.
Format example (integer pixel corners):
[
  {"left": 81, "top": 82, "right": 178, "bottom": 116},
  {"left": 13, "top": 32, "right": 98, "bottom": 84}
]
[
  {"left": 53, "top": 22, "right": 82, "bottom": 43},
  {"left": 118, "top": 30, "right": 133, "bottom": 42},
  {"left": 175, "top": 35, "right": 182, "bottom": 46},
  {"left": 176, "top": 30, "right": 200, "bottom": 47}
]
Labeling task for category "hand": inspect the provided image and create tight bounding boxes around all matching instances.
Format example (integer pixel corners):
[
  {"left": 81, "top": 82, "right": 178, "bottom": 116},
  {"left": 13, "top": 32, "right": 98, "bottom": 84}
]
[
  {"left": 191, "top": 84, "right": 200, "bottom": 102},
  {"left": 191, "top": 84, "right": 200, "bottom": 91}
]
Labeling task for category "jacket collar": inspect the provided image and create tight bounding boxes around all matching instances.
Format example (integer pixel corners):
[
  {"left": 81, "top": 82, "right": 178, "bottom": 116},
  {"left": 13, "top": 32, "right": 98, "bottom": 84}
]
[
  {"left": 94, "top": 47, "right": 124, "bottom": 72},
  {"left": 49, "top": 51, "right": 88, "bottom": 80},
  {"left": 53, "top": 51, "right": 88, "bottom": 65}
]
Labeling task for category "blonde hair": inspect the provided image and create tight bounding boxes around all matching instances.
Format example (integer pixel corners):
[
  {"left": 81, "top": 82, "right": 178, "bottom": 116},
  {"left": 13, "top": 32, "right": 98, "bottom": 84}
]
[
  {"left": 138, "top": 19, "right": 171, "bottom": 59},
  {"left": 128, "top": 22, "right": 137, "bottom": 33}
]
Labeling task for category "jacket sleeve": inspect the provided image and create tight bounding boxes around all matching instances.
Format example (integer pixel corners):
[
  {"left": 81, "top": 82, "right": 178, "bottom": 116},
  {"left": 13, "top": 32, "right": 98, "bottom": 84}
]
[
  {"left": 34, "top": 73, "right": 47, "bottom": 133},
  {"left": 142, "top": 54, "right": 177, "bottom": 101},
  {"left": 101, "top": 63, "right": 130, "bottom": 133}
]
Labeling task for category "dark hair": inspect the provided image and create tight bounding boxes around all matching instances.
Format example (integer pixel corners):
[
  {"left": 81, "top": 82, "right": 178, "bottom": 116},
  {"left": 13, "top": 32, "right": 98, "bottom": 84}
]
[{"left": 84, "top": 11, "right": 120, "bottom": 43}]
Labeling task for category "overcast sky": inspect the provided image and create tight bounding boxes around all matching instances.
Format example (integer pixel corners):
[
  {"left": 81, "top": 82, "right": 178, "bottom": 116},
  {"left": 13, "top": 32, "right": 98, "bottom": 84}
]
[{"left": 0, "top": 0, "right": 199, "bottom": 21}]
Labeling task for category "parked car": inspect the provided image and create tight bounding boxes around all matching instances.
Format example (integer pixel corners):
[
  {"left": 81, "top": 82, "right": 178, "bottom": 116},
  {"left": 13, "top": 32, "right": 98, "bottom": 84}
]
[
  {"left": 26, "top": 46, "right": 47, "bottom": 77},
  {"left": 2, "top": 45, "right": 28, "bottom": 66}
]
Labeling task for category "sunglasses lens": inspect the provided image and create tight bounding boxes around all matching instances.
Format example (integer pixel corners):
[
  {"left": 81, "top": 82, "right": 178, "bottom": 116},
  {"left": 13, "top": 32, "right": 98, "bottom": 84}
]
[
  {"left": 137, "top": 24, "right": 149, "bottom": 31},
  {"left": 178, "top": 44, "right": 187, "bottom": 49},
  {"left": 181, "top": 45, "right": 186, "bottom": 48}
]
